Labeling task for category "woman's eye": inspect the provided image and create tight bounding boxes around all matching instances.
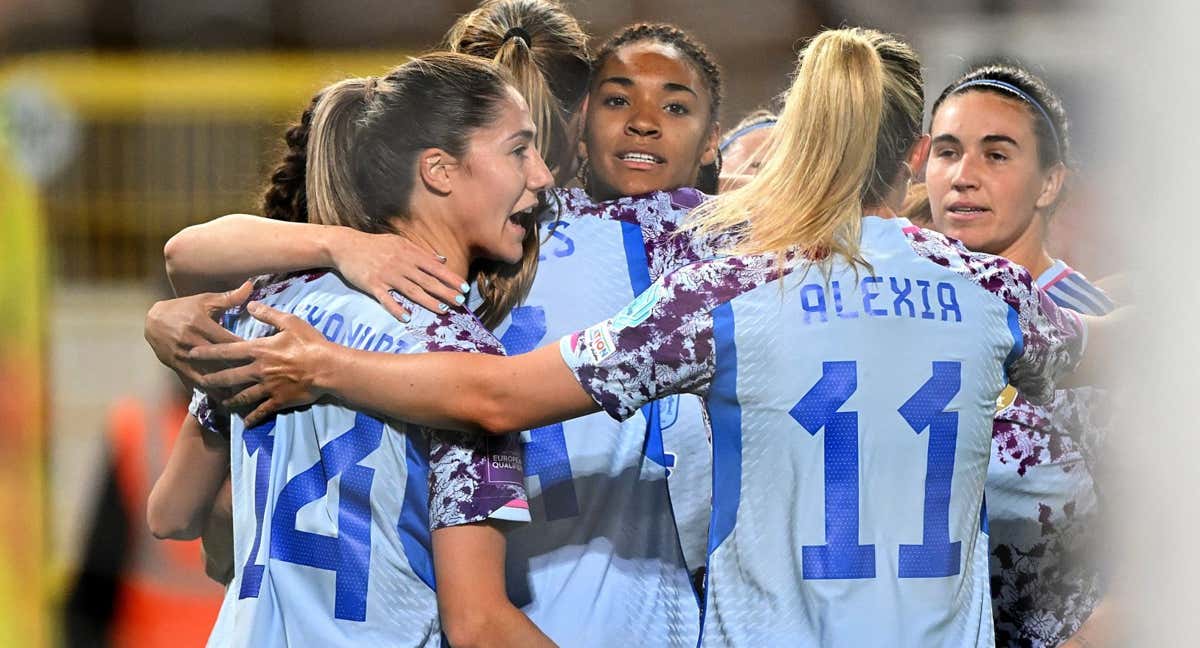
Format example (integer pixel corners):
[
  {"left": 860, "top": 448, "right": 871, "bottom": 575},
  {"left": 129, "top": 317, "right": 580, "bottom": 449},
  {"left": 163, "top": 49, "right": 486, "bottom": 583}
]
[
  {"left": 513, "top": 145, "right": 529, "bottom": 157},
  {"left": 602, "top": 95, "right": 629, "bottom": 107},
  {"left": 987, "top": 151, "right": 1008, "bottom": 162},
  {"left": 665, "top": 103, "right": 690, "bottom": 115},
  {"left": 935, "top": 148, "right": 958, "bottom": 159}
]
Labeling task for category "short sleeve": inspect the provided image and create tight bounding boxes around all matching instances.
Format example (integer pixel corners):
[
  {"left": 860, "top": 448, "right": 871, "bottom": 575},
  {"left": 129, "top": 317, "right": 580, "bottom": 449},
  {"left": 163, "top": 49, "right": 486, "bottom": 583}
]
[
  {"left": 426, "top": 429, "right": 529, "bottom": 530},
  {"left": 1005, "top": 274, "right": 1088, "bottom": 404},
  {"left": 188, "top": 388, "right": 229, "bottom": 438},
  {"left": 559, "top": 267, "right": 720, "bottom": 421}
]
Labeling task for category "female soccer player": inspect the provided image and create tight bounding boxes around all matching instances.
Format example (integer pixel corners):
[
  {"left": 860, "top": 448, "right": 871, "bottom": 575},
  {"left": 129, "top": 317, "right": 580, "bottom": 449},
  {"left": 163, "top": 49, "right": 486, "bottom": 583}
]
[
  {"left": 162, "top": 53, "right": 558, "bottom": 647},
  {"left": 924, "top": 63, "right": 1116, "bottom": 648},
  {"left": 146, "top": 11, "right": 724, "bottom": 647},
  {"left": 187, "top": 28, "right": 1125, "bottom": 646},
  {"left": 717, "top": 109, "right": 776, "bottom": 191}
]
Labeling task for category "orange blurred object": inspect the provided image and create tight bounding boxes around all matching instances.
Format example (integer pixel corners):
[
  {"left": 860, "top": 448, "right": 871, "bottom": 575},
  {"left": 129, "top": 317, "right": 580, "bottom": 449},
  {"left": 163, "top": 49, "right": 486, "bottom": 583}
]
[{"left": 105, "top": 399, "right": 224, "bottom": 648}]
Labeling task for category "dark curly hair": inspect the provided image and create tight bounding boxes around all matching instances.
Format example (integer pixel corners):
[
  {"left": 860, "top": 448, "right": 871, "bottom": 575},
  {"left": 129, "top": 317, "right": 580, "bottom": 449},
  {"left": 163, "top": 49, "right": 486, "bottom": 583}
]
[
  {"left": 590, "top": 22, "right": 724, "bottom": 195},
  {"left": 261, "top": 95, "right": 319, "bottom": 223}
]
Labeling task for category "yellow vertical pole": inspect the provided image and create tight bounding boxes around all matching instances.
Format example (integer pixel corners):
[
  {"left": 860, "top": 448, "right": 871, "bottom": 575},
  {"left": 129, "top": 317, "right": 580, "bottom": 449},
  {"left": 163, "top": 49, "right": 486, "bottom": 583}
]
[{"left": 0, "top": 148, "right": 48, "bottom": 646}]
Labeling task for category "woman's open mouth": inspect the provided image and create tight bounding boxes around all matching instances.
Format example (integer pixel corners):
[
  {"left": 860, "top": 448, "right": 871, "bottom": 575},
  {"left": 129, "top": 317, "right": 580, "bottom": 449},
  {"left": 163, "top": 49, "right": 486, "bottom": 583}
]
[{"left": 616, "top": 150, "right": 665, "bottom": 170}]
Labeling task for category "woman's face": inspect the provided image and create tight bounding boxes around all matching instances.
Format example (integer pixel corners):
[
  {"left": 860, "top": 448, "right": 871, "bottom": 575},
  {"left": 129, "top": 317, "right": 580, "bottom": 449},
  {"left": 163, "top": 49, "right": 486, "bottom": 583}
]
[
  {"left": 582, "top": 40, "right": 718, "bottom": 201},
  {"left": 926, "top": 91, "right": 1060, "bottom": 256},
  {"left": 451, "top": 87, "right": 554, "bottom": 264},
  {"left": 721, "top": 125, "right": 773, "bottom": 177}
]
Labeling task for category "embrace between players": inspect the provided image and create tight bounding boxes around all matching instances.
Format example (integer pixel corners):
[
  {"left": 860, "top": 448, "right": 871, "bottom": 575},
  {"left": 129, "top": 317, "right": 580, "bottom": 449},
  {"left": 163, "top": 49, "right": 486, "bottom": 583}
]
[{"left": 142, "top": 1, "right": 1126, "bottom": 646}]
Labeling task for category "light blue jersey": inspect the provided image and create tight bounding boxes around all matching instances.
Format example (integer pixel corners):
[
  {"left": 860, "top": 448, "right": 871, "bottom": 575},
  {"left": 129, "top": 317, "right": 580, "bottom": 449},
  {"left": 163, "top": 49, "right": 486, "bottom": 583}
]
[
  {"left": 491, "top": 188, "right": 712, "bottom": 647},
  {"left": 561, "top": 218, "right": 1087, "bottom": 647},
  {"left": 193, "top": 271, "right": 529, "bottom": 647}
]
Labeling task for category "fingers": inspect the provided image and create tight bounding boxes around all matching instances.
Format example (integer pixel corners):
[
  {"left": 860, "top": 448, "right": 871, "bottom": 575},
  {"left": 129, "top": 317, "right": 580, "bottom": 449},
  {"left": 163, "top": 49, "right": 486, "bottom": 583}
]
[
  {"left": 376, "top": 290, "right": 412, "bottom": 324},
  {"left": 222, "top": 281, "right": 254, "bottom": 307},
  {"left": 222, "top": 383, "right": 268, "bottom": 411},
  {"left": 208, "top": 281, "right": 253, "bottom": 317},
  {"left": 171, "top": 363, "right": 207, "bottom": 389},
  {"left": 189, "top": 340, "right": 260, "bottom": 363},
  {"left": 416, "top": 258, "right": 471, "bottom": 296},
  {"left": 242, "top": 399, "right": 279, "bottom": 429},
  {"left": 406, "top": 269, "right": 468, "bottom": 312},
  {"left": 245, "top": 302, "right": 299, "bottom": 329},
  {"left": 195, "top": 316, "right": 245, "bottom": 345},
  {"left": 387, "top": 277, "right": 450, "bottom": 318},
  {"left": 198, "top": 363, "right": 259, "bottom": 390}
]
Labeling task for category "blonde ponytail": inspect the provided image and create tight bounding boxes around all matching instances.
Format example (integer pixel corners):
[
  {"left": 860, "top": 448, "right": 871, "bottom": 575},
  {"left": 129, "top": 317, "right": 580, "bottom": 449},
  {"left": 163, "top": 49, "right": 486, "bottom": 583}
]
[{"left": 689, "top": 27, "right": 922, "bottom": 271}]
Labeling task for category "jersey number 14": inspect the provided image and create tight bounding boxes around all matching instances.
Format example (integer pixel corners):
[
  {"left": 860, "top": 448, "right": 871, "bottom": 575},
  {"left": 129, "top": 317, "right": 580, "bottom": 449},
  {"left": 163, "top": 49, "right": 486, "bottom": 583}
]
[{"left": 238, "top": 414, "right": 382, "bottom": 621}]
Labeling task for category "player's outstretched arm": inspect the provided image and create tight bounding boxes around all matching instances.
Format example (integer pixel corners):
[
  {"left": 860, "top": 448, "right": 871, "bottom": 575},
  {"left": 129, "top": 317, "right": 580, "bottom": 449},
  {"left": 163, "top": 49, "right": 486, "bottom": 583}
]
[
  {"left": 191, "top": 302, "right": 600, "bottom": 434},
  {"left": 146, "top": 415, "right": 229, "bottom": 540},
  {"left": 163, "top": 214, "right": 466, "bottom": 319},
  {"left": 432, "top": 523, "right": 557, "bottom": 648}
]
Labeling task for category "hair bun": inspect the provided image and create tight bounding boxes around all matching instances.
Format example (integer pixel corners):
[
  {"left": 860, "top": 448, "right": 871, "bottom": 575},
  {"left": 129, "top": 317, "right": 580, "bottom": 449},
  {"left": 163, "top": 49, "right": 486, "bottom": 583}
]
[{"left": 503, "top": 27, "right": 532, "bottom": 47}]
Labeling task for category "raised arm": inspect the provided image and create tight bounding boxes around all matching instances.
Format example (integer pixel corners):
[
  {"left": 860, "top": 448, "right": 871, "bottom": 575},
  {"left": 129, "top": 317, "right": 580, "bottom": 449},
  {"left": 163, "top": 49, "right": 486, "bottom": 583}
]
[
  {"left": 191, "top": 302, "right": 597, "bottom": 434},
  {"left": 164, "top": 214, "right": 468, "bottom": 319},
  {"left": 165, "top": 215, "right": 342, "bottom": 296}
]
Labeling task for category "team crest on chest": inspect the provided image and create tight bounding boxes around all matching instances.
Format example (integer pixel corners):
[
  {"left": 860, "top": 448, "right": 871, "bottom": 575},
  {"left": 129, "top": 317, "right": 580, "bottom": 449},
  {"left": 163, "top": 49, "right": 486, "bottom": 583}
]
[{"left": 996, "top": 384, "right": 1018, "bottom": 411}]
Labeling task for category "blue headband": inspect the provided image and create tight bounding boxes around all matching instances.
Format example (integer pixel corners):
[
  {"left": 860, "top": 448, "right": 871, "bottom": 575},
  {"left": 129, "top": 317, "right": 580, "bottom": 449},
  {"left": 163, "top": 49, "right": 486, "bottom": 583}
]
[
  {"left": 950, "top": 78, "right": 1061, "bottom": 161},
  {"left": 719, "top": 119, "right": 777, "bottom": 153}
]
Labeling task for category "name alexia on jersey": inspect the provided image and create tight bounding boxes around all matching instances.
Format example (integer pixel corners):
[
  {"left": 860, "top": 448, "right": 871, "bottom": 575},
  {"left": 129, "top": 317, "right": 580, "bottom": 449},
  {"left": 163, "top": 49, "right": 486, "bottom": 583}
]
[{"left": 795, "top": 274, "right": 963, "bottom": 325}]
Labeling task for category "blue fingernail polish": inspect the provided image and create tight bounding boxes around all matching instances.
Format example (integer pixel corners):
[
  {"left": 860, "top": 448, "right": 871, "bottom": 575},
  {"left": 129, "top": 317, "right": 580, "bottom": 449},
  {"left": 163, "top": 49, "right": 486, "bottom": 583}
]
[
  {"left": 401, "top": 313, "right": 412, "bottom": 323},
  {"left": 460, "top": 283, "right": 471, "bottom": 293},
  {"left": 454, "top": 294, "right": 466, "bottom": 305},
  {"left": 439, "top": 303, "right": 449, "bottom": 312}
]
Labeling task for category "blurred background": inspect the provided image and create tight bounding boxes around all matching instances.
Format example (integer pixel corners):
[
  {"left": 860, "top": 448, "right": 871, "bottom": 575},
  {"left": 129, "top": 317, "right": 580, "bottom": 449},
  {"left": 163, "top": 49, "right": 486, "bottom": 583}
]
[{"left": 0, "top": 0, "right": 1174, "bottom": 646}]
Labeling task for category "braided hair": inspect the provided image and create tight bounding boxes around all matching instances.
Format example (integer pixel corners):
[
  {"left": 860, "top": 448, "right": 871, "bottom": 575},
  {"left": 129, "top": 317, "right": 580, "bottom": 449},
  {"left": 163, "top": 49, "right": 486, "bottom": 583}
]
[{"left": 261, "top": 94, "right": 319, "bottom": 223}]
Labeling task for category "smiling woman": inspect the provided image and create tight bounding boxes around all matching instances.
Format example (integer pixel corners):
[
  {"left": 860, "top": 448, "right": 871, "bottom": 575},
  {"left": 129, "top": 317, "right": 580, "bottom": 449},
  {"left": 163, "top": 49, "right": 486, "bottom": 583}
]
[
  {"left": 139, "top": 14, "right": 729, "bottom": 648},
  {"left": 923, "top": 63, "right": 1115, "bottom": 648},
  {"left": 147, "top": 52, "right": 557, "bottom": 648},
  {"left": 580, "top": 23, "right": 722, "bottom": 199},
  {"left": 179, "top": 28, "right": 1119, "bottom": 647}
]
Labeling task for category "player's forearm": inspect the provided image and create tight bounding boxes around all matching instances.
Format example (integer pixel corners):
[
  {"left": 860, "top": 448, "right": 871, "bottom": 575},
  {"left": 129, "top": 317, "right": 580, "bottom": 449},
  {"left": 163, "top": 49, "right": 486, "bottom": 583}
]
[
  {"left": 200, "top": 477, "right": 234, "bottom": 585},
  {"left": 313, "top": 344, "right": 524, "bottom": 434},
  {"left": 433, "top": 524, "right": 556, "bottom": 648},
  {"left": 146, "top": 415, "right": 229, "bottom": 540},
  {"left": 312, "top": 342, "right": 596, "bottom": 435},
  {"left": 448, "top": 606, "right": 556, "bottom": 648},
  {"left": 164, "top": 214, "right": 343, "bottom": 296}
]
